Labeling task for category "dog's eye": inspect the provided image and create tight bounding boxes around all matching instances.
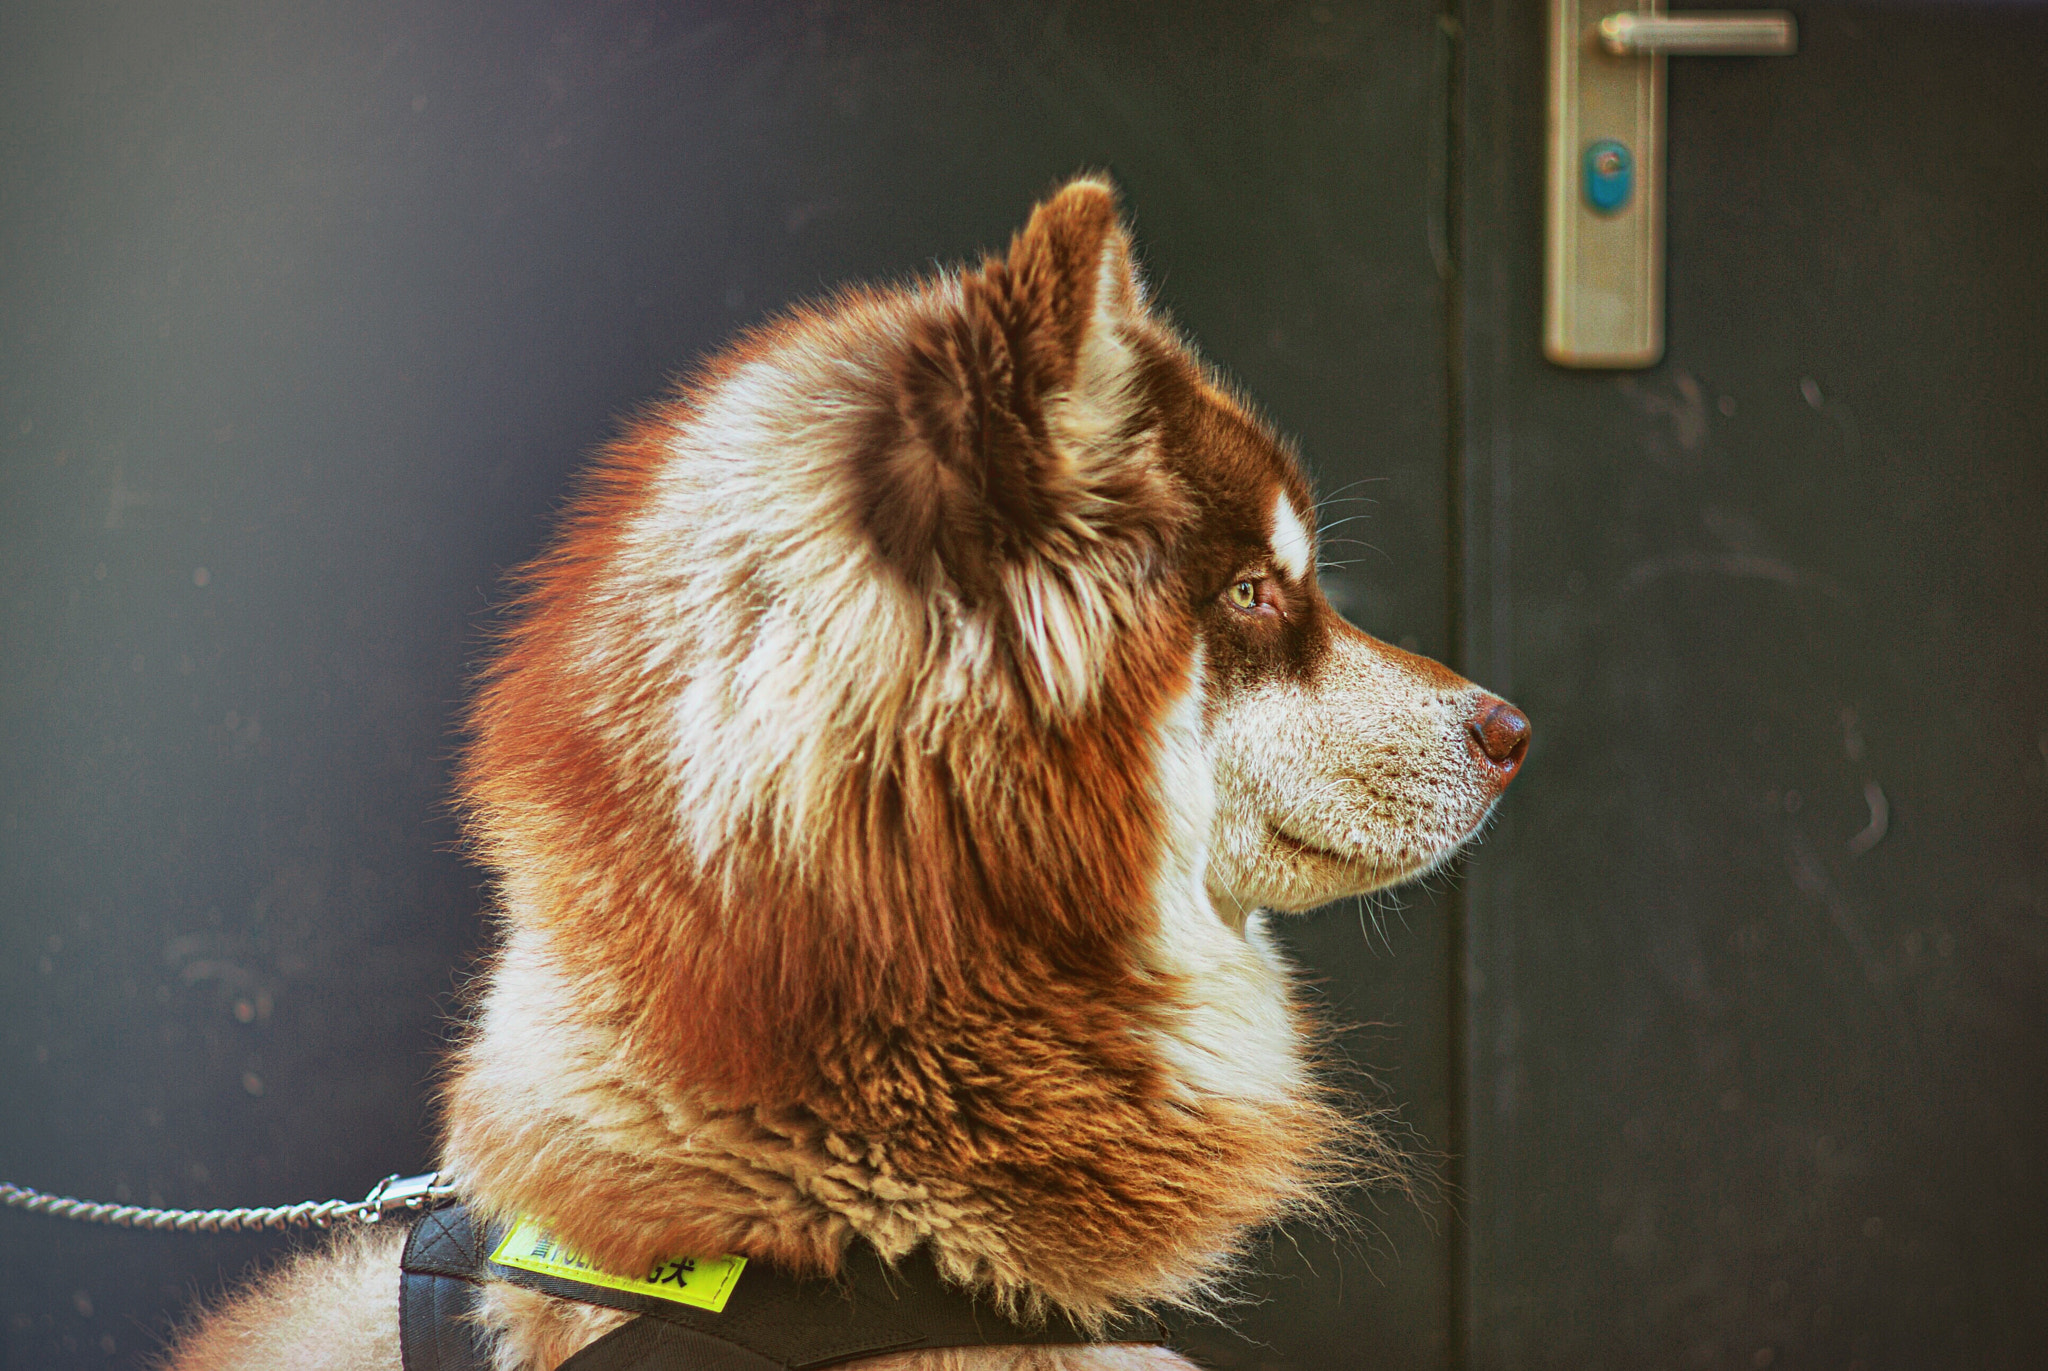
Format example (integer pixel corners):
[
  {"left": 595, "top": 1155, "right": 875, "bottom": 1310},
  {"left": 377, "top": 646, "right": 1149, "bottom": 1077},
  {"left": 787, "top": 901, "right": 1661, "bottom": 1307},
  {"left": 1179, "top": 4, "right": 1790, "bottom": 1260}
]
[{"left": 1228, "top": 580, "right": 1258, "bottom": 610}]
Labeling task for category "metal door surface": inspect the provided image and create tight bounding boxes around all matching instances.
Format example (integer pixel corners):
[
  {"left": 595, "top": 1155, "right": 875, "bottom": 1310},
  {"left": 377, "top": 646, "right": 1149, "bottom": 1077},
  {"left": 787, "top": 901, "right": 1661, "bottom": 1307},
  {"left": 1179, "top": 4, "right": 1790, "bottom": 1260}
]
[
  {"left": 1458, "top": 2, "right": 2048, "bottom": 1367},
  {"left": 0, "top": 4, "right": 1457, "bottom": 1367}
]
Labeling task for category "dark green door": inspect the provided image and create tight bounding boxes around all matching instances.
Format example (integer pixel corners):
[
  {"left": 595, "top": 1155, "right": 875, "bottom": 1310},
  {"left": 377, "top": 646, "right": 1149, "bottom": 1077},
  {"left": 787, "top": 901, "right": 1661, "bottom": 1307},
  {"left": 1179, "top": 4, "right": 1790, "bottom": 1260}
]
[{"left": 1458, "top": 3, "right": 2048, "bottom": 1367}]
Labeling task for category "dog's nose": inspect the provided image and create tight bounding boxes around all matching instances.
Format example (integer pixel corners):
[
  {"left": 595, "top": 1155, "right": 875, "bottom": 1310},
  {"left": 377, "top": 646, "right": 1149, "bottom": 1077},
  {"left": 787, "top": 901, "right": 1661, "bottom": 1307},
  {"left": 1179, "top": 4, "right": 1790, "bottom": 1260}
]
[{"left": 1468, "top": 697, "right": 1530, "bottom": 779}]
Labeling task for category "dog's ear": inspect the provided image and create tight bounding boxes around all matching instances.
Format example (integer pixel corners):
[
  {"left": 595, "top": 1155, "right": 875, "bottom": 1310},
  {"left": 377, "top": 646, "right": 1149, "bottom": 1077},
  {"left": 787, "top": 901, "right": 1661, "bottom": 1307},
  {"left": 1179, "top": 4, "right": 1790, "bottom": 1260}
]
[{"left": 868, "top": 176, "right": 1165, "bottom": 606}]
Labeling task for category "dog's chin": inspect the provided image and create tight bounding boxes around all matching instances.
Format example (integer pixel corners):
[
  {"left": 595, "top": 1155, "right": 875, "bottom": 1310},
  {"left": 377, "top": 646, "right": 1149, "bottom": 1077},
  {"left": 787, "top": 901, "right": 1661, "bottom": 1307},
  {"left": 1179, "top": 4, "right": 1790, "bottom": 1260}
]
[{"left": 1240, "top": 805, "right": 1498, "bottom": 913}]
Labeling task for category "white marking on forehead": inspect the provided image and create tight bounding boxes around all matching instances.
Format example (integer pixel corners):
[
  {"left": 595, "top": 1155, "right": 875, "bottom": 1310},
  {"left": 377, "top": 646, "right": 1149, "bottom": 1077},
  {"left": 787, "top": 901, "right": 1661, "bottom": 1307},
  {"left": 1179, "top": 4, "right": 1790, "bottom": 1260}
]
[{"left": 1269, "top": 490, "right": 1311, "bottom": 581}]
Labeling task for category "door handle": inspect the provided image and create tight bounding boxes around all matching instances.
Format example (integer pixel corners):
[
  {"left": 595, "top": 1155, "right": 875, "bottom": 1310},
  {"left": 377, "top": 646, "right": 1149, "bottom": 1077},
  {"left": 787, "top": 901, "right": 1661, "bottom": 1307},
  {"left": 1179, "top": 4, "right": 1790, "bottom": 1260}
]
[
  {"left": 1597, "top": 12, "right": 1797, "bottom": 56},
  {"left": 1545, "top": 3, "right": 1798, "bottom": 367}
]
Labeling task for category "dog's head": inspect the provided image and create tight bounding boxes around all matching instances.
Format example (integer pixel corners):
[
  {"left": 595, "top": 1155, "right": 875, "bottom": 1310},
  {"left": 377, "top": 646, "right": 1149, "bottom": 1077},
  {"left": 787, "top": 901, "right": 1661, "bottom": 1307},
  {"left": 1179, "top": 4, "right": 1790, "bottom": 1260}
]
[{"left": 842, "top": 175, "right": 1527, "bottom": 921}]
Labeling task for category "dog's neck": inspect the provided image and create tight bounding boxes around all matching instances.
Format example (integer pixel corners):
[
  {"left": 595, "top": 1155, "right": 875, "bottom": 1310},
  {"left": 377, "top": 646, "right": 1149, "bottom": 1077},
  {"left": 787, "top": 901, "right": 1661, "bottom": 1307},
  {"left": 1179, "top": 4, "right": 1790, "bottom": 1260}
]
[
  {"left": 440, "top": 886, "right": 1338, "bottom": 1323},
  {"left": 443, "top": 528, "right": 1353, "bottom": 1321}
]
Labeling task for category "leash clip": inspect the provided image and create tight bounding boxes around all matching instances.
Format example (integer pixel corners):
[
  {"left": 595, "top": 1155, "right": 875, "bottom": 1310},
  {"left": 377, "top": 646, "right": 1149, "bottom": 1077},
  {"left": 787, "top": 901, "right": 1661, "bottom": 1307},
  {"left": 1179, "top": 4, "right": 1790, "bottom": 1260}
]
[{"left": 361, "top": 1171, "right": 457, "bottom": 1223}]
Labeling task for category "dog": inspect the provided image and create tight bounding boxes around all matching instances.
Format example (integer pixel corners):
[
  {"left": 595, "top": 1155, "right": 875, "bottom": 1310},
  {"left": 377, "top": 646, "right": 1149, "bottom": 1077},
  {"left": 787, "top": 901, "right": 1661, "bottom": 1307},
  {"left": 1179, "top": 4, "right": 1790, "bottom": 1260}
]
[{"left": 164, "top": 176, "right": 1528, "bottom": 1371}]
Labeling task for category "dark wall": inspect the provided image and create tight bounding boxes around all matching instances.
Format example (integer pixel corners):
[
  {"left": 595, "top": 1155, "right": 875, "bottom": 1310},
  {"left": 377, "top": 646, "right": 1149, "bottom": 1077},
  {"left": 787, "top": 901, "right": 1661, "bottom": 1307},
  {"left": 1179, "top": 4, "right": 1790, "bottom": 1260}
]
[{"left": 1, "top": 4, "right": 1457, "bottom": 1367}]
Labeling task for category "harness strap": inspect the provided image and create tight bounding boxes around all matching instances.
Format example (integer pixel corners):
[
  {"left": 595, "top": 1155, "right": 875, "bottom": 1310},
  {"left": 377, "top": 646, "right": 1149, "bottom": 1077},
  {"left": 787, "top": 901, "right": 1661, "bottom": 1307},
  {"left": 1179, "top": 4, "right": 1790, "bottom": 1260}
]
[
  {"left": 398, "top": 1203, "right": 1183, "bottom": 1371},
  {"left": 399, "top": 1266, "right": 494, "bottom": 1371},
  {"left": 559, "top": 1319, "right": 783, "bottom": 1371}
]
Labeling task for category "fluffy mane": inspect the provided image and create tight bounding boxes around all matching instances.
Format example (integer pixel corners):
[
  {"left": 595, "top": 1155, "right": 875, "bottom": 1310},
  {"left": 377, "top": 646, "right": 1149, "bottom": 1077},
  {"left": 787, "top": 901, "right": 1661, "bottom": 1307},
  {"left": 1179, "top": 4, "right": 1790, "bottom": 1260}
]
[{"left": 438, "top": 179, "right": 1372, "bottom": 1326}]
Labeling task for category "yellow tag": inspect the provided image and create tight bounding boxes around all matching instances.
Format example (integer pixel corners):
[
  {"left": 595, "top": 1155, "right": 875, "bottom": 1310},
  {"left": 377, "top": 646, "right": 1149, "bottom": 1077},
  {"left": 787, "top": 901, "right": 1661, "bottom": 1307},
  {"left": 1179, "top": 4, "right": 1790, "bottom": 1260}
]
[{"left": 488, "top": 1217, "right": 747, "bottom": 1313}]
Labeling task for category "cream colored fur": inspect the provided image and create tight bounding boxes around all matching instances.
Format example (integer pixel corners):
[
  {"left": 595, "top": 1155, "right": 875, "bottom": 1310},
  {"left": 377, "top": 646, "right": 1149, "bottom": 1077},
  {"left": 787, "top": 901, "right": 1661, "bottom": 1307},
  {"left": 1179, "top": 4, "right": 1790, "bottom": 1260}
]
[
  {"left": 158, "top": 1226, "right": 406, "bottom": 1371},
  {"left": 1208, "top": 622, "right": 1500, "bottom": 915},
  {"left": 1267, "top": 492, "right": 1312, "bottom": 583}
]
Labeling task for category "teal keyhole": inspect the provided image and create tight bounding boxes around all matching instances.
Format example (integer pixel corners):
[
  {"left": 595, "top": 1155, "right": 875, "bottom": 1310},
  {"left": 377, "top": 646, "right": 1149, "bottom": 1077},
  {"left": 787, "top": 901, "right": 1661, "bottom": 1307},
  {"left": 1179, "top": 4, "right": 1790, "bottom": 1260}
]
[{"left": 1584, "top": 139, "right": 1633, "bottom": 214}]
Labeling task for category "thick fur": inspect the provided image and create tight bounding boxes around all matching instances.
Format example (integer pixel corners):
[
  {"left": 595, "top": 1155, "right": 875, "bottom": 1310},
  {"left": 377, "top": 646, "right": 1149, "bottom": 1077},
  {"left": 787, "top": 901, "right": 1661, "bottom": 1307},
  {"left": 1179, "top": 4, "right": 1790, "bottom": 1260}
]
[
  {"left": 162, "top": 178, "right": 1526, "bottom": 1371},
  {"left": 162, "top": 1226, "right": 407, "bottom": 1370}
]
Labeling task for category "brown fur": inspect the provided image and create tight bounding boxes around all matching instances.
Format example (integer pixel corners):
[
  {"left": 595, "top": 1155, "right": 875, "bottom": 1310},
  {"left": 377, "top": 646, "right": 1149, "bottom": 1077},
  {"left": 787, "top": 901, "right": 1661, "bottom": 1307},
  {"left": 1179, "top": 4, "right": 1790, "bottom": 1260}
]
[{"left": 162, "top": 178, "right": 1526, "bottom": 1371}]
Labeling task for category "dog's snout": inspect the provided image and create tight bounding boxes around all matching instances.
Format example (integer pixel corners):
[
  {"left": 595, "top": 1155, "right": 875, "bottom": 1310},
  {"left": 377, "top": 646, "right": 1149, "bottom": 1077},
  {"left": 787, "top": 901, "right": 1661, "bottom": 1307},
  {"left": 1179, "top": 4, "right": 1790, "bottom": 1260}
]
[{"left": 1468, "top": 697, "right": 1530, "bottom": 779}]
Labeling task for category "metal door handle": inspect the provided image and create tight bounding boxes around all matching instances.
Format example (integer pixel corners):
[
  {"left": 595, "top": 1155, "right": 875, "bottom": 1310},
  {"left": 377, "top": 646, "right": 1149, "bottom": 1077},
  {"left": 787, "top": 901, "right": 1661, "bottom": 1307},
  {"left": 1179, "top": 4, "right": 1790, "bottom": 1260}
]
[
  {"left": 1545, "top": 3, "right": 1798, "bottom": 368},
  {"left": 1598, "top": 12, "right": 1797, "bottom": 57}
]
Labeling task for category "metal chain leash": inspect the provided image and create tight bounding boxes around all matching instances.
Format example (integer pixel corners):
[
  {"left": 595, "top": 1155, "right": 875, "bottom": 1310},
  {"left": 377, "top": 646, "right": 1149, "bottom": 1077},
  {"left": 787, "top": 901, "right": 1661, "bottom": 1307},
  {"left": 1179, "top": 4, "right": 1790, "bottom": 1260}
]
[{"left": 0, "top": 1170, "right": 456, "bottom": 1233}]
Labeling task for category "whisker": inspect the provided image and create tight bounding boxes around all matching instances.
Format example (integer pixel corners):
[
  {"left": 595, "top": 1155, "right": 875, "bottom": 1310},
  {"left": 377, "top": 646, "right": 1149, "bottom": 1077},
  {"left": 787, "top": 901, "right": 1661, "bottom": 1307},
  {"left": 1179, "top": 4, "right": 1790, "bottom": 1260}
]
[
  {"left": 1356, "top": 896, "right": 1387, "bottom": 957},
  {"left": 1370, "top": 893, "right": 1395, "bottom": 952},
  {"left": 1311, "top": 476, "right": 1389, "bottom": 508},
  {"left": 1316, "top": 537, "right": 1391, "bottom": 566},
  {"left": 1218, "top": 879, "right": 1254, "bottom": 926}
]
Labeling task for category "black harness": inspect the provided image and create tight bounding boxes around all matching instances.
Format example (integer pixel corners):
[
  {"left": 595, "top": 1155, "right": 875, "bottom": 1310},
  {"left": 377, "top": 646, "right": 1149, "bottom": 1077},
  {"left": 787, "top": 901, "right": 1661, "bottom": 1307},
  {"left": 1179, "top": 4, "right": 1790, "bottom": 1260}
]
[{"left": 398, "top": 1203, "right": 1197, "bottom": 1370}]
